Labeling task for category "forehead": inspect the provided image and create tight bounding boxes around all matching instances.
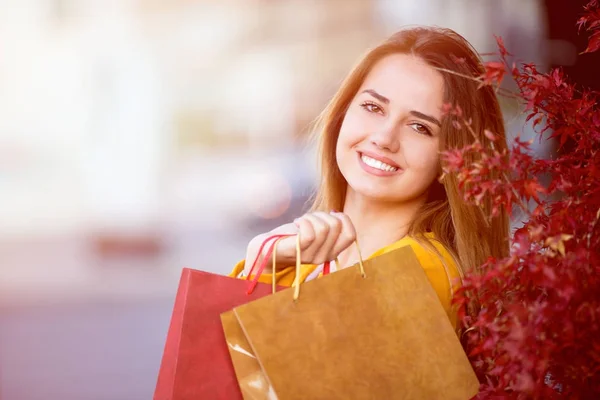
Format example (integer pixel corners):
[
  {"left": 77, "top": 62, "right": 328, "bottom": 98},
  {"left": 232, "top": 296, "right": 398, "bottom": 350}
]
[{"left": 359, "top": 53, "right": 445, "bottom": 115}]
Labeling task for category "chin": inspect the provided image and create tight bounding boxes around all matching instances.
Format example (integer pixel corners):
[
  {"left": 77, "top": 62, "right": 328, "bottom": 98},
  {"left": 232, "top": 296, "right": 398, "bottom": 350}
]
[
  {"left": 346, "top": 177, "right": 427, "bottom": 205},
  {"left": 347, "top": 181, "right": 402, "bottom": 203}
]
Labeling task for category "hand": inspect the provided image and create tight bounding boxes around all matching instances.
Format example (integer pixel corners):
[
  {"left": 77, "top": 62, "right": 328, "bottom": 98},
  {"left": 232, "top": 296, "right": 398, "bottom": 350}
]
[{"left": 243, "top": 211, "right": 356, "bottom": 276}]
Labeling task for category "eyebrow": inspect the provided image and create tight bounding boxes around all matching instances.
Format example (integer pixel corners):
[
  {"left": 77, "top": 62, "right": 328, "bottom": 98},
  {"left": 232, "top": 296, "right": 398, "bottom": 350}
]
[
  {"left": 409, "top": 110, "right": 442, "bottom": 127},
  {"left": 362, "top": 89, "right": 389, "bottom": 104},
  {"left": 361, "top": 89, "right": 442, "bottom": 127}
]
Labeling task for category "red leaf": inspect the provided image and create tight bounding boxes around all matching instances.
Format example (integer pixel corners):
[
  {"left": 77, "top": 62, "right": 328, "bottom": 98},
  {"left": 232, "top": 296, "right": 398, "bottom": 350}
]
[
  {"left": 578, "top": 2, "right": 600, "bottom": 32},
  {"left": 442, "top": 149, "right": 464, "bottom": 169},
  {"left": 532, "top": 204, "right": 545, "bottom": 217},
  {"left": 593, "top": 109, "right": 600, "bottom": 127},
  {"left": 581, "top": 30, "right": 600, "bottom": 54},
  {"left": 484, "top": 129, "right": 497, "bottom": 141},
  {"left": 449, "top": 53, "right": 466, "bottom": 64},
  {"left": 453, "top": 4, "right": 600, "bottom": 397},
  {"left": 481, "top": 61, "right": 506, "bottom": 86},
  {"left": 542, "top": 266, "right": 557, "bottom": 283},
  {"left": 523, "top": 180, "right": 546, "bottom": 203},
  {"left": 495, "top": 35, "right": 511, "bottom": 57},
  {"left": 512, "top": 374, "right": 535, "bottom": 393},
  {"left": 525, "top": 113, "right": 535, "bottom": 122}
]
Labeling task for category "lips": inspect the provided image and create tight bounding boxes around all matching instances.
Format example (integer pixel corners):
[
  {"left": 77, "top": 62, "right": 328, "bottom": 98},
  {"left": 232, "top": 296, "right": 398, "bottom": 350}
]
[
  {"left": 357, "top": 151, "right": 402, "bottom": 176},
  {"left": 361, "top": 154, "right": 398, "bottom": 171},
  {"left": 359, "top": 151, "right": 401, "bottom": 168}
]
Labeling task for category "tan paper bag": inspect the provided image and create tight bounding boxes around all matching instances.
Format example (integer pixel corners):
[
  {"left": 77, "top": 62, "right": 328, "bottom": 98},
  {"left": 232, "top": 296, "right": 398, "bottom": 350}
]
[
  {"left": 221, "top": 311, "right": 277, "bottom": 399},
  {"left": 224, "top": 243, "right": 479, "bottom": 400}
]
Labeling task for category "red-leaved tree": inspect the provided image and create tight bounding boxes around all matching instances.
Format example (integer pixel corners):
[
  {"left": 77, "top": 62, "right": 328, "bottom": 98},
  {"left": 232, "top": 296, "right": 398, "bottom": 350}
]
[{"left": 444, "top": 1, "right": 600, "bottom": 398}]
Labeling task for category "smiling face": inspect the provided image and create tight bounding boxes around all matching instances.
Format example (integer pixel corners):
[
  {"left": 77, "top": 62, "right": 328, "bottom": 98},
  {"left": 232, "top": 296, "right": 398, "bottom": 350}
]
[{"left": 335, "top": 53, "right": 445, "bottom": 205}]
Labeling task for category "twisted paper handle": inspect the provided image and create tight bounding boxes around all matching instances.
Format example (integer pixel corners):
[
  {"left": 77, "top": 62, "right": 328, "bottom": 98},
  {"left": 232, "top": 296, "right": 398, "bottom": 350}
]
[
  {"left": 292, "top": 233, "right": 366, "bottom": 301},
  {"left": 246, "top": 233, "right": 366, "bottom": 300}
]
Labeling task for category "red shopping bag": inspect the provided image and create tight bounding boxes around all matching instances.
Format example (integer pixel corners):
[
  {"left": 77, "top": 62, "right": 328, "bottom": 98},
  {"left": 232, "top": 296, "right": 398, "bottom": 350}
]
[{"left": 154, "top": 237, "right": 286, "bottom": 400}]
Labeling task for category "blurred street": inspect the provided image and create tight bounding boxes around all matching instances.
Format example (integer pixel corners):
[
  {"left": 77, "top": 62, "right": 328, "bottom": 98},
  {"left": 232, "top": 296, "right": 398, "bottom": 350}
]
[
  {"left": 1, "top": 298, "right": 173, "bottom": 400},
  {"left": 0, "top": 228, "right": 250, "bottom": 400}
]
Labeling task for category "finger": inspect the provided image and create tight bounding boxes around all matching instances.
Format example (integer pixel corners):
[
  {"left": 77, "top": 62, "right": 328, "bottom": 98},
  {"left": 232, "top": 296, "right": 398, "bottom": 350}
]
[
  {"left": 311, "top": 211, "right": 343, "bottom": 260},
  {"left": 264, "top": 223, "right": 299, "bottom": 270},
  {"left": 299, "top": 212, "right": 340, "bottom": 265},
  {"left": 301, "top": 212, "right": 341, "bottom": 263},
  {"left": 298, "top": 213, "right": 330, "bottom": 253},
  {"left": 294, "top": 216, "right": 316, "bottom": 251},
  {"left": 329, "top": 212, "right": 357, "bottom": 256},
  {"left": 269, "top": 222, "right": 299, "bottom": 236}
]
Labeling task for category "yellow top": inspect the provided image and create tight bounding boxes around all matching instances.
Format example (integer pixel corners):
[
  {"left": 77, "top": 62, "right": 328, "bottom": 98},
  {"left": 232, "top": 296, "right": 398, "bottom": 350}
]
[{"left": 229, "top": 232, "right": 461, "bottom": 328}]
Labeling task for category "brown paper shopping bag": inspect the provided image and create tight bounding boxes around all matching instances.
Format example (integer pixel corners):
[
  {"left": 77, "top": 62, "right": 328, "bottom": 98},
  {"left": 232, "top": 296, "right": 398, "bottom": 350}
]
[
  {"left": 221, "top": 310, "right": 277, "bottom": 400},
  {"left": 224, "top": 238, "right": 479, "bottom": 400}
]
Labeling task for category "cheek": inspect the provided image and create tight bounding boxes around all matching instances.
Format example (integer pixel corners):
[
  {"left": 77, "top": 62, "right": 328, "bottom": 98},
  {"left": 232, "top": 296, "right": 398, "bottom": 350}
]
[
  {"left": 336, "top": 114, "right": 365, "bottom": 171},
  {"left": 403, "top": 137, "right": 440, "bottom": 175},
  {"left": 338, "top": 108, "right": 371, "bottom": 147}
]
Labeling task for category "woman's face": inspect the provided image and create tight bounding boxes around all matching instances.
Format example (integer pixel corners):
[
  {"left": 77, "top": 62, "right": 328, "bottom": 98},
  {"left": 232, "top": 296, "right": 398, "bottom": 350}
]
[{"left": 336, "top": 53, "right": 445, "bottom": 205}]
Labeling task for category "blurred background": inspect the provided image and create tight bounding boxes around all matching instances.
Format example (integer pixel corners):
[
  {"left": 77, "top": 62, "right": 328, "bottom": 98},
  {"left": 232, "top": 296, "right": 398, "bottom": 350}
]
[{"left": 0, "top": 0, "right": 596, "bottom": 399}]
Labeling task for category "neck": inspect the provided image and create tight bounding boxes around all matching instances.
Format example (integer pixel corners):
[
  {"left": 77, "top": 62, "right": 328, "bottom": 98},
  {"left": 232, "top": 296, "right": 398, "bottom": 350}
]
[{"left": 339, "top": 189, "right": 426, "bottom": 267}]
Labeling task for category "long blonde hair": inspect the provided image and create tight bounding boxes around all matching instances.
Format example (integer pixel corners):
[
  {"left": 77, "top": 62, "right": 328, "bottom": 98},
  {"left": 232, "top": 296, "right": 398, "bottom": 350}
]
[{"left": 310, "top": 27, "right": 510, "bottom": 276}]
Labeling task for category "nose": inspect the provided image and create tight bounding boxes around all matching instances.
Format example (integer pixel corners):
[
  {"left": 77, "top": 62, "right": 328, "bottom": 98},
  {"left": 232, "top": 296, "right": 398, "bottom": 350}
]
[{"left": 370, "top": 123, "right": 400, "bottom": 153}]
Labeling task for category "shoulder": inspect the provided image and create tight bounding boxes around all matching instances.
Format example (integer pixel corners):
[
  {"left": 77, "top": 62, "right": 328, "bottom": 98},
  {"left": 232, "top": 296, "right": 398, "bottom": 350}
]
[{"left": 374, "top": 233, "right": 459, "bottom": 276}]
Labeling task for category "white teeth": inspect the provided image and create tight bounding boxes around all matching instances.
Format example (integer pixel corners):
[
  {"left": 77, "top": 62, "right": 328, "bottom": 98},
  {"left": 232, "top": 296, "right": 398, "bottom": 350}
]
[{"left": 361, "top": 155, "right": 398, "bottom": 172}]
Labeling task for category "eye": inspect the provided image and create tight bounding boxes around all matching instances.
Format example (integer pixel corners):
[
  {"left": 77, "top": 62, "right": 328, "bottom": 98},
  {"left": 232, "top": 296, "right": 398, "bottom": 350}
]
[
  {"left": 359, "top": 101, "right": 384, "bottom": 115},
  {"left": 409, "top": 122, "right": 433, "bottom": 136}
]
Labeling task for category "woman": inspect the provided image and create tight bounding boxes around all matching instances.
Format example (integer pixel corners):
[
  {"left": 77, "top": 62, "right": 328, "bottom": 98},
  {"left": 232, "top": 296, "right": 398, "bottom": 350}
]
[{"left": 230, "top": 26, "right": 509, "bottom": 327}]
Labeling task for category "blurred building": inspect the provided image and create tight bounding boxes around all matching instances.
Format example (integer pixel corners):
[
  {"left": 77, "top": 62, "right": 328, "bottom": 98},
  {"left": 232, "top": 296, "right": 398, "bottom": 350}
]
[
  {"left": 0, "top": 0, "right": 549, "bottom": 240},
  {"left": 0, "top": 0, "right": 377, "bottom": 304}
]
